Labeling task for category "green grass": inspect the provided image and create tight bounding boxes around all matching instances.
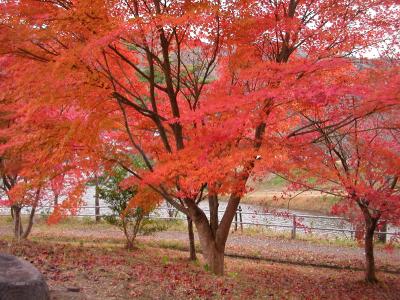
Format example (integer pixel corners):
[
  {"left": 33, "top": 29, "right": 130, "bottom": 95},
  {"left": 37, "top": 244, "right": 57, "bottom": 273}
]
[
  {"left": 258, "top": 175, "right": 288, "bottom": 189},
  {"left": 256, "top": 174, "right": 319, "bottom": 189},
  {"left": 0, "top": 214, "right": 186, "bottom": 230}
]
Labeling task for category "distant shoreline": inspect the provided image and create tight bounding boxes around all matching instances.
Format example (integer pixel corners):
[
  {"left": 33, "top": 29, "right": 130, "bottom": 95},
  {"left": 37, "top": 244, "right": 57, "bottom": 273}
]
[{"left": 240, "top": 191, "right": 337, "bottom": 215}]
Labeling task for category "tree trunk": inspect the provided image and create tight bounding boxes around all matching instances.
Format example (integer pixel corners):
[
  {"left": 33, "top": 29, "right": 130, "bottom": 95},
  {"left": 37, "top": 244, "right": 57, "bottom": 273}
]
[
  {"left": 186, "top": 194, "right": 241, "bottom": 276},
  {"left": 206, "top": 244, "right": 224, "bottom": 275},
  {"left": 22, "top": 206, "right": 36, "bottom": 239},
  {"left": 187, "top": 207, "right": 222, "bottom": 274},
  {"left": 187, "top": 216, "right": 196, "bottom": 260},
  {"left": 208, "top": 194, "right": 219, "bottom": 237},
  {"left": 357, "top": 200, "right": 379, "bottom": 283},
  {"left": 195, "top": 220, "right": 225, "bottom": 274},
  {"left": 11, "top": 205, "right": 38, "bottom": 240},
  {"left": 125, "top": 239, "right": 135, "bottom": 250},
  {"left": 364, "top": 222, "right": 378, "bottom": 283},
  {"left": 12, "top": 206, "right": 23, "bottom": 241},
  {"left": 22, "top": 188, "right": 40, "bottom": 239},
  {"left": 122, "top": 219, "right": 134, "bottom": 250}
]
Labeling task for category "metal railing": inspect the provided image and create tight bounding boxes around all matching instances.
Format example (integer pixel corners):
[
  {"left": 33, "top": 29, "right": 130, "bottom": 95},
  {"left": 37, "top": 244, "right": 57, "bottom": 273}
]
[
  {"left": 0, "top": 205, "right": 397, "bottom": 242},
  {"left": 152, "top": 207, "right": 397, "bottom": 239}
]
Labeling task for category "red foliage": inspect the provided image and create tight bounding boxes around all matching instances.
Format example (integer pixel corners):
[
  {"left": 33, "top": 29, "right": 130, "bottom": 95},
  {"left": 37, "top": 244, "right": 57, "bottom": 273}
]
[{"left": 1, "top": 0, "right": 399, "bottom": 276}]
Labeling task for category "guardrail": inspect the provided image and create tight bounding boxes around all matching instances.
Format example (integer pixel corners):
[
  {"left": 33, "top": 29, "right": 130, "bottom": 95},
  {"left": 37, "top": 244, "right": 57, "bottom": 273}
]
[{"left": 0, "top": 205, "right": 397, "bottom": 242}]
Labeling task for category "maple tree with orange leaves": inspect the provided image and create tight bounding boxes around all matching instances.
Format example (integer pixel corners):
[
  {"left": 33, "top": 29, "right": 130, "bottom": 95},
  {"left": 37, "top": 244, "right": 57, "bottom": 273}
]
[{"left": 0, "top": 0, "right": 399, "bottom": 279}]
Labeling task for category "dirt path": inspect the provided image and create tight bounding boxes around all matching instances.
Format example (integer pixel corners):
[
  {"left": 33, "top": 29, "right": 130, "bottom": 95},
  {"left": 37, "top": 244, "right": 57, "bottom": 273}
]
[{"left": 142, "top": 230, "right": 400, "bottom": 273}]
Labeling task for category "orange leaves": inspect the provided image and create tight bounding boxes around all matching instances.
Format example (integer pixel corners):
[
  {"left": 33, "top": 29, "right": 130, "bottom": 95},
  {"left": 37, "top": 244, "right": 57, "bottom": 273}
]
[
  {"left": 47, "top": 183, "right": 86, "bottom": 224},
  {"left": 1, "top": 0, "right": 399, "bottom": 238},
  {"left": 128, "top": 186, "right": 162, "bottom": 214},
  {"left": 7, "top": 182, "right": 33, "bottom": 206}
]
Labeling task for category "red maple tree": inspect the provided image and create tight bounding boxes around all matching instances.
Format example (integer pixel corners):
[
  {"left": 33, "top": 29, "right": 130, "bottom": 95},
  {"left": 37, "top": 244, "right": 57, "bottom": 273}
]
[
  {"left": 275, "top": 62, "right": 400, "bottom": 282},
  {"left": 1, "top": 0, "right": 399, "bottom": 277}
]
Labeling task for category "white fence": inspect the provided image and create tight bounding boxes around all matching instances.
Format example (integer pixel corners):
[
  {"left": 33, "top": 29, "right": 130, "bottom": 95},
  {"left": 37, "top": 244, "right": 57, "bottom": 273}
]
[
  {"left": 1, "top": 205, "right": 397, "bottom": 241},
  {"left": 151, "top": 206, "right": 397, "bottom": 241}
]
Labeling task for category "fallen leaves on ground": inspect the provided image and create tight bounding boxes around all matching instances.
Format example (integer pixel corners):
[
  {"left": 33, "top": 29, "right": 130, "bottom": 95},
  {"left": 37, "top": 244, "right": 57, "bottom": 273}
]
[{"left": 0, "top": 240, "right": 399, "bottom": 300}]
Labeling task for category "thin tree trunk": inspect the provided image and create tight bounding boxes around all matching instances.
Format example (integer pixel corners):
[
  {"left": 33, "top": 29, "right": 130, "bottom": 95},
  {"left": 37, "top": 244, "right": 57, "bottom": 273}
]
[
  {"left": 132, "top": 213, "right": 143, "bottom": 242},
  {"left": 357, "top": 200, "right": 380, "bottom": 283},
  {"left": 121, "top": 213, "right": 143, "bottom": 250},
  {"left": 209, "top": 194, "right": 219, "bottom": 237},
  {"left": 187, "top": 216, "right": 196, "bottom": 260},
  {"left": 22, "top": 206, "right": 36, "bottom": 239},
  {"left": 364, "top": 217, "right": 378, "bottom": 283},
  {"left": 22, "top": 188, "right": 40, "bottom": 239},
  {"left": 126, "top": 239, "right": 134, "bottom": 250},
  {"left": 122, "top": 219, "right": 133, "bottom": 250}
]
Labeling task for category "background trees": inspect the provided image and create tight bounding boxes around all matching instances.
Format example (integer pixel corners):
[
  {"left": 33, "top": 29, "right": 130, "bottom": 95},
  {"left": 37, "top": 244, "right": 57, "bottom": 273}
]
[{"left": 274, "top": 63, "right": 400, "bottom": 282}]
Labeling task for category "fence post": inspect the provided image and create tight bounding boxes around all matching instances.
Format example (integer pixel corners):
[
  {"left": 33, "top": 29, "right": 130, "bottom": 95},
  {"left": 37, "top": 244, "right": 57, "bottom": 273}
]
[
  {"left": 291, "top": 214, "right": 296, "bottom": 239},
  {"left": 234, "top": 211, "right": 238, "bottom": 231},
  {"left": 239, "top": 206, "right": 243, "bottom": 232},
  {"left": 94, "top": 177, "right": 101, "bottom": 222},
  {"left": 350, "top": 224, "right": 354, "bottom": 240},
  {"left": 377, "top": 221, "right": 387, "bottom": 243}
]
